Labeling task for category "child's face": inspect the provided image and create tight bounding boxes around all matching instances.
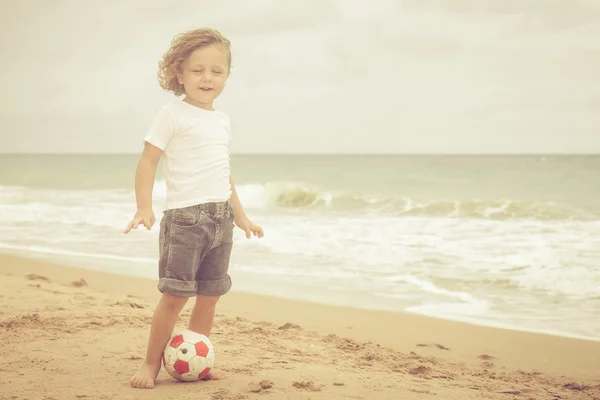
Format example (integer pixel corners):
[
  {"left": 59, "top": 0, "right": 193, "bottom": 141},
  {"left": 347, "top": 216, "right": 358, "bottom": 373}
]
[{"left": 177, "top": 44, "right": 230, "bottom": 110}]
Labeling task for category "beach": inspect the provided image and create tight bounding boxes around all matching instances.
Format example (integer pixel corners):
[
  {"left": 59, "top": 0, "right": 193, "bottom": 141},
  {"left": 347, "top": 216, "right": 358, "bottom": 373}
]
[
  {"left": 3, "top": 0, "right": 600, "bottom": 398},
  {"left": 1, "top": 253, "right": 598, "bottom": 400}
]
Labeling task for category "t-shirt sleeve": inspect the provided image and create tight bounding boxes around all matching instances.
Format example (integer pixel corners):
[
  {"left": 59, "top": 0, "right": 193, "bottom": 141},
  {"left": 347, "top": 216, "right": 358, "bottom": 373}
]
[{"left": 144, "top": 106, "right": 176, "bottom": 151}]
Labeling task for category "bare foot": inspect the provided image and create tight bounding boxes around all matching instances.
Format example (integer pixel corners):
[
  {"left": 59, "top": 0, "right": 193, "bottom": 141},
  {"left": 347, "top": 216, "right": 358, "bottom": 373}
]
[
  {"left": 130, "top": 362, "right": 161, "bottom": 389},
  {"left": 201, "top": 368, "right": 225, "bottom": 381}
]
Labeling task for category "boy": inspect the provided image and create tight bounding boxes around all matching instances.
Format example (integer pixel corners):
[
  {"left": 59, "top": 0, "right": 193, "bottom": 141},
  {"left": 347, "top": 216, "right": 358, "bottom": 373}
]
[{"left": 124, "top": 28, "right": 264, "bottom": 389}]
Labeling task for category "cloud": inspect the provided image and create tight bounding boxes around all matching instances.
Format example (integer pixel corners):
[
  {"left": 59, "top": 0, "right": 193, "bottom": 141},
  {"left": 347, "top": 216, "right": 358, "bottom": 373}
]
[{"left": 1, "top": 0, "right": 599, "bottom": 153}]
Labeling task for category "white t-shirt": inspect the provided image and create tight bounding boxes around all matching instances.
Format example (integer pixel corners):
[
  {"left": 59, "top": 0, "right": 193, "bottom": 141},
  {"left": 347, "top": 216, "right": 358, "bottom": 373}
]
[{"left": 144, "top": 99, "right": 232, "bottom": 211}]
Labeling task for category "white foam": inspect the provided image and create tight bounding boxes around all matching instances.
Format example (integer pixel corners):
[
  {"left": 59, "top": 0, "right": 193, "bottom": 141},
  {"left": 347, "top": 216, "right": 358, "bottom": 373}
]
[
  {"left": 512, "top": 264, "right": 600, "bottom": 298},
  {"left": 406, "top": 301, "right": 489, "bottom": 318},
  {"left": 1, "top": 183, "right": 600, "bottom": 339},
  {"left": 381, "top": 275, "right": 484, "bottom": 305}
]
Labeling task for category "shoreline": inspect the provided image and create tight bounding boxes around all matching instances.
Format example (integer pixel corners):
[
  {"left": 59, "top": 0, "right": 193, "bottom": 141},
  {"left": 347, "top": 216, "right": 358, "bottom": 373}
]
[
  {"left": 1, "top": 252, "right": 599, "bottom": 399},
  {"left": 1, "top": 246, "right": 599, "bottom": 344},
  {"left": 2, "top": 252, "right": 600, "bottom": 373}
]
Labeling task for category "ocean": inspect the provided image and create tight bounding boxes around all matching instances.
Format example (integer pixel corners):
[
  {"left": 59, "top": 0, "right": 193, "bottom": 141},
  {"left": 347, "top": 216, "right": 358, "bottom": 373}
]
[{"left": 1, "top": 154, "right": 599, "bottom": 340}]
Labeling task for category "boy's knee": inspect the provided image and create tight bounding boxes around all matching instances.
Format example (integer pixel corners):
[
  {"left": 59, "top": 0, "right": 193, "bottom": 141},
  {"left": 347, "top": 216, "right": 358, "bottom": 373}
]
[{"left": 161, "top": 293, "right": 189, "bottom": 311}]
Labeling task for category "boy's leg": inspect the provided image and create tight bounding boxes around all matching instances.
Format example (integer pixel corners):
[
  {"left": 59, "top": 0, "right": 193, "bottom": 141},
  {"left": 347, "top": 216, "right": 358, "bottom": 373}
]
[
  {"left": 130, "top": 293, "right": 188, "bottom": 388},
  {"left": 191, "top": 201, "right": 235, "bottom": 381},
  {"left": 131, "top": 205, "right": 207, "bottom": 389},
  {"left": 188, "top": 294, "right": 220, "bottom": 336},
  {"left": 189, "top": 295, "right": 225, "bottom": 380}
]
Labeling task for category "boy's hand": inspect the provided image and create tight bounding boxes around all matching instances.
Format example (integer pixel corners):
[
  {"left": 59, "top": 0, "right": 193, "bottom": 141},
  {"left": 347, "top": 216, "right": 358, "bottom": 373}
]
[
  {"left": 234, "top": 216, "right": 264, "bottom": 239},
  {"left": 124, "top": 208, "right": 156, "bottom": 234}
]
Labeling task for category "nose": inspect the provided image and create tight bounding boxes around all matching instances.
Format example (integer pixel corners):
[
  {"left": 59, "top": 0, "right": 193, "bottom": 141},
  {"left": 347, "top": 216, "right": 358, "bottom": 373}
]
[{"left": 201, "top": 71, "right": 212, "bottom": 82}]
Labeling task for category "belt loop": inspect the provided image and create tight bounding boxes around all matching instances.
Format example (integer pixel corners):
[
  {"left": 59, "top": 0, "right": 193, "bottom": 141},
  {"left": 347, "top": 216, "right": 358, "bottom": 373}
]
[{"left": 216, "top": 201, "right": 225, "bottom": 217}]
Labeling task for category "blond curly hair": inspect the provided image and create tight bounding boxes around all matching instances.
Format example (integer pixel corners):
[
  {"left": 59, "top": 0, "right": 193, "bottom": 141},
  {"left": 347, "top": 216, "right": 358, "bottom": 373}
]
[{"left": 158, "top": 28, "right": 232, "bottom": 96}]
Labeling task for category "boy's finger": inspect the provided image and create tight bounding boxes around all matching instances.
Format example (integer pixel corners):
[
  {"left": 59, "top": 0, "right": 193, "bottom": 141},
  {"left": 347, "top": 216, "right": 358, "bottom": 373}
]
[
  {"left": 124, "top": 222, "right": 133, "bottom": 234},
  {"left": 245, "top": 229, "right": 251, "bottom": 239}
]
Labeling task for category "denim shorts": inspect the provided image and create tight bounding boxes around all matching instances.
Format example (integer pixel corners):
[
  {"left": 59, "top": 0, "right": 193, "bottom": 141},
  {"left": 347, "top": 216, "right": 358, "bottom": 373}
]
[{"left": 157, "top": 201, "right": 234, "bottom": 297}]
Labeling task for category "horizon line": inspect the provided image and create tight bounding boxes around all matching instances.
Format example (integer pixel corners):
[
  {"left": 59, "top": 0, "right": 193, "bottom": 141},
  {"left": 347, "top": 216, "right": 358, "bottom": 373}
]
[{"left": 1, "top": 152, "right": 599, "bottom": 157}]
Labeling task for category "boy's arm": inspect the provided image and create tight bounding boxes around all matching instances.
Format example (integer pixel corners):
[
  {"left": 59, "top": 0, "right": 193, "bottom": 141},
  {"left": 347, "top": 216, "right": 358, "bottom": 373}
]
[
  {"left": 229, "top": 175, "right": 264, "bottom": 238},
  {"left": 124, "top": 142, "right": 163, "bottom": 233},
  {"left": 229, "top": 175, "right": 247, "bottom": 222}
]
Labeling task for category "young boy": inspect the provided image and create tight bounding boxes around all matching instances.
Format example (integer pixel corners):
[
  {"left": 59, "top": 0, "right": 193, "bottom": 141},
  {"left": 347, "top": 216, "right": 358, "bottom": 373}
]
[{"left": 124, "top": 28, "right": 264, "bottom": 389}]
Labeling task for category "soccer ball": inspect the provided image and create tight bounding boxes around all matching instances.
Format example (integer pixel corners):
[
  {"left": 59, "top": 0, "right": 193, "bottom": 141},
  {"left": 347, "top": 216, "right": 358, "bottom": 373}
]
[{"left": 163, "top": 328, "right": 215, "bottom": 381}]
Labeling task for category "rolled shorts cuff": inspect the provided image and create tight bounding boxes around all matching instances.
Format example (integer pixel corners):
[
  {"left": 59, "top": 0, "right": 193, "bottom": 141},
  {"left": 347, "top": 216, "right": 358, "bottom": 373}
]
[
  {"left": 197, "top": 275, "right": 232, "bottom": 297},
  {"left": 157, "top": 278, "right": 197, "bottom": 297},
  {"left": 157, "top": 276, "right": 232, "bottom": 297}
]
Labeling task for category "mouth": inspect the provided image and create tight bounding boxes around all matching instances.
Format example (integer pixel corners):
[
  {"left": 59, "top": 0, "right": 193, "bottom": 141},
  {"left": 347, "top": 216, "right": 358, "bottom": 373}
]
[{"left": 199, "top": 87, "right": 213, "bottom": 91}]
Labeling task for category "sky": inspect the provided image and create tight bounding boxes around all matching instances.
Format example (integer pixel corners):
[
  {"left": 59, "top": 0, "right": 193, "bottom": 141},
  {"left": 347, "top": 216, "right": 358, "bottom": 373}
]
[{"left": 1, "top": 0, "right": 599, "bottom": 154}]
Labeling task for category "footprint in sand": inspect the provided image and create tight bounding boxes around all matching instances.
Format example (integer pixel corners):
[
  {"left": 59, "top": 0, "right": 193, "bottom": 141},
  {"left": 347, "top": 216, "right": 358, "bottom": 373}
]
[
  {"left": 247, "top": 380, "right": 273, "bottom": 393},
  {"left": 495, "top": 389, "right": 522, "bottom": 395},
  {"left": 212, "top": 389, "right": 248, "bottom": 400},
  {"left": 409, "top": 365, "right": 432, "bottom": 376},
  {"left": 113, "top": 300, "right": 145, "bottom": 309},
  {"left": 564, "top": 382, "right": 591, "bottom": 391},
  {"left": 71, "top": 278, "right": 88, "bottom": 287},
  {"left": 478, "top": 354, "right": 497, "bottom": 361},
  {"left": 416, "top": 343, "right": 450, "bottom": 351},
  {"left": 278, "top": 322, "right": 301, "bottom": 330},
  {"left": 26, "top": 274, "right": 50, "bottom": 282},
  {"left": 293, "top": 381, "right": 323, "bottom": 392}
]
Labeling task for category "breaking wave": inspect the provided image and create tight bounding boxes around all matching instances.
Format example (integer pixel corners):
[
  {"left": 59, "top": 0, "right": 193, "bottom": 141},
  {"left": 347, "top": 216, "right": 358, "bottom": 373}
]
[{"left": 230, "top": 181, "right": 598, "bottom": 221}]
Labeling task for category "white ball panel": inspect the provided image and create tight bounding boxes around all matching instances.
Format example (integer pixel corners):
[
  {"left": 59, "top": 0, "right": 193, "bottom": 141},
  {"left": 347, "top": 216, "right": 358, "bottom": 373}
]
[
  {"left": 180, "top": 371, "right": 200, "bottom": 382},
  {"left": 181, "top": 329, "right": 204, "bottom": 343},
  {"left": 163, "top": 345, "right": 178, "bottom": 367},
  {"left": 176, "top": 342, "right": 196, "bottom": 362},
  {"left": 188, "top": 355, "right": 208, "bottom": 374},
  {"left": 205, "top": 349, "right": 216, "bottom": 368},
  {"left": 163, "top": 363, "right": 177, "bottom": 378}
]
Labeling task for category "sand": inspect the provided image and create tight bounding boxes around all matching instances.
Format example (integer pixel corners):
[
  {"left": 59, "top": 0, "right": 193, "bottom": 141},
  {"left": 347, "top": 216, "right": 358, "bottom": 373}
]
[{"left": 0, "top": 253, "right": 598, "bottom": 400}]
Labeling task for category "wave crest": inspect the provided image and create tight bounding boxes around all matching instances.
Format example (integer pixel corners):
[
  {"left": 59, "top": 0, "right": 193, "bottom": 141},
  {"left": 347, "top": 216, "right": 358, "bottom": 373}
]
[{"left": 237, "top": 181, "right": 597, "bottom": 221}]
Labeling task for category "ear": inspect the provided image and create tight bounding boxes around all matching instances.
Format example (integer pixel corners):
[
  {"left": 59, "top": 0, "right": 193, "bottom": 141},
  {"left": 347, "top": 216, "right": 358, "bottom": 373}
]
[{"left": 175, "top": 63, "right": 184, "bottom": 84}]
